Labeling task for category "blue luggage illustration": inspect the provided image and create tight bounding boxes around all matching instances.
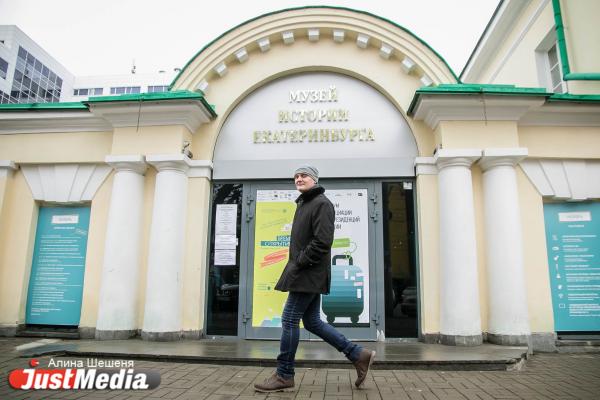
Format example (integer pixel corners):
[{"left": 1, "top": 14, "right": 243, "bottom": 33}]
[{"left": 322, "top": 255, "right": 364, "bottom": 324}]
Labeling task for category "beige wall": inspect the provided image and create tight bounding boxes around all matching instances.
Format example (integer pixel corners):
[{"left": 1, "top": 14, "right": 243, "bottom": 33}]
[
  {"left": 111, "top": 125, "right": 192, "bottom": 156},
  {"left": 0, "top": 172, "right": 11, "bottom": 225},
  {"left": 472, "top": 0, "right": 600, "bottom": 95},
  {"left": 0, "top": 131, "right": 113, "bottom": 163},
  {"left": 476, "top": 0, "right": 553, "bottom": 87},
  {"left": 519, "top": 126, "right": 600, "bottom": 159},
  {"left": 183, "top": 177, "right": 211, "bottom": 332},
  {"left": 436, "top": 121, "right": 520, "bottom": 149},
  {"left": 517, "top": 167, "right": 554, "bottom": 332},
  {"left": 562, "top": 0, "right": 600, "bottom": 75},
  {"left": 0, "top": 171, "right": 38, "bottom": 327},
  {"left": 566, "top": 81, "right": 600, "bottom": 95},
  {"left": 79, "top": 173, "right": 113, "bottom": 328},
  {"left": 416, "top": 174, "right": 439, "bottom": 334}
]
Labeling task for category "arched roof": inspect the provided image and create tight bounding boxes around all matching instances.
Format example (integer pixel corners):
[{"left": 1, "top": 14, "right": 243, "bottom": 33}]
[{"left": 170, "top": 6, "right": 459, "bottom": 92}]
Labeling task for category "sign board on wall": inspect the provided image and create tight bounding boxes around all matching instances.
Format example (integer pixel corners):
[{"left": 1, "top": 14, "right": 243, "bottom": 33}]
[
  {"left": 214, "top": 204, "right": 238, "bottom": 266},
  {"left": 26, "top": 206, "right": 91, "bottom": 326},
  {"left": 543, "top": 202, "right": 600, "bottom": 332},
  {"left": 214, "top": 72, "right": 417, "bottom": 179},
  {"left": 251, "top": 188, "right": 370, "bottom": 329}
]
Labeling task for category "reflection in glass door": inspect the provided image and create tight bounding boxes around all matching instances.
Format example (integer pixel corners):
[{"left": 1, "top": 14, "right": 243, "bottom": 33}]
[
  {"left": 206, "top": 183, "right": 242, "bottom": 336},
  {"left": 382, "top": 182, "right": 417, "bottom": 338}
]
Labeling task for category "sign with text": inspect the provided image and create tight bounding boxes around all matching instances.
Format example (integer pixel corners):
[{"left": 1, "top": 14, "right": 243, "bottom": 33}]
[
  {"left": 251, "top": 188, "right": 371, "bottom": 329},
  {"left": 252, "top": 190, "right": 297, "bottom": 328},
  {"left": 543, "top": 202, "right": 600, "bottom": 332},
  {"left": 26, "top": 206, "right": 90, "bottom": 326},
  {"left": 213, "top": 72, "right": 418, "bottom": 179},
  {"left": 323, "top": 189, "right": 370, "bottom": 326}
]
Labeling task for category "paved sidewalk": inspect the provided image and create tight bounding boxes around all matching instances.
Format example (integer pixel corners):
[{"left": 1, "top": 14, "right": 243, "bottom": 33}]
[
  {"left": 1, "top": 338, "right": 599, "bottom": 399},
  {"left": 15, "top": 337, "right": 528, "bottom": 371}
]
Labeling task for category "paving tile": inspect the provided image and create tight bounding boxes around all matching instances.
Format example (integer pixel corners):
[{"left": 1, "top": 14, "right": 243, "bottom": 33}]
[{"left": 0, "top": 339, "right": 599, "bottom": 400}]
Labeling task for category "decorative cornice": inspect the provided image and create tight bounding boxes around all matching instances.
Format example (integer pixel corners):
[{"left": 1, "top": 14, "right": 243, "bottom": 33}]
[
  {"left": 0, "top": 111, "right": 111, "bottom": 134},
  {"left": 479, "top": 148, "right": 528, "bottom": 171},
  {"left": 171, "top": 7, "right": 458, "bottom": 94},
  {"left": 411, "top": 94, "right": 546, "bottom": 130},
  {"left": 520, "top": 158, "right": 600, "bottom": 201},
  {"left": 0, "top": 91, "right": 217, "bottom": 135},
  {"left": 409, "top": 85, "right": 600, "bottom": 128},
  {"left": 146, "top": 154, "right": 192, "bottom": 174},
  {"left": 105, "top": 155, "right": 147, "bottom": 175},
  {"left": 518, "top": 103, "right": 600, "bottom": 126},
  {"left": 414, "top": 157, "right": 437, "bottom": 175},
  {"left": 88, "top": 100, "right": 214, "bottom": 134},
  {"left": 20, "top": 163, "right": 112, "bottom": 202},
  {"left": 434, "top": 149, "right": 482, "bottom": 170}
]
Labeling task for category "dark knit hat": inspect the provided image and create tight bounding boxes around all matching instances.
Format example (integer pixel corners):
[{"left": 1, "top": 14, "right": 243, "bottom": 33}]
[{"left": 294, "top": 164, "right": 319, "bottom": 183}]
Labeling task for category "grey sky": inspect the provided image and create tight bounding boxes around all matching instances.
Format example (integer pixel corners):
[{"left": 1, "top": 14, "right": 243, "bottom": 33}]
[{"left": 0, "top": 0, "right": 499, "bottom": 77}]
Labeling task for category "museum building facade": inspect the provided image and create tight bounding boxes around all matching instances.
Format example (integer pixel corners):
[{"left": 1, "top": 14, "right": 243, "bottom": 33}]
[{"left": 0, "top": 1, "right": 599, "bottom": 351}]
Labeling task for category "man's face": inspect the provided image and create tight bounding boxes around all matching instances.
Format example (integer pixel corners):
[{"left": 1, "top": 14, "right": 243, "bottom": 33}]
[{"left": 294, "top": 173, "right": 316, "bottom": 193}]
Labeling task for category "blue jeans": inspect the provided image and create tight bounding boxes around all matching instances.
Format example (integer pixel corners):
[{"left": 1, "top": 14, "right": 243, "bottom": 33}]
[{"left": 276, "top": 291, "right": 363, "bottom": 379}]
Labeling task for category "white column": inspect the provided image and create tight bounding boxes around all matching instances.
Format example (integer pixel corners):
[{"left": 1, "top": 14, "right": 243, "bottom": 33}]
[
  {"left": 142, "top": 155, "right": 191, "bottom": 341},
  {"left": 0, "top": 160, "right": 17, "bottom": 177},
  {"left": 435, "top": 149, "right": 483, "bottom": 346},
  {"left": 96, "top": 155, "right": 147, "bottom": 339},
  {"left": 479, "top": 148, "right": 530, "bottom": 345}
]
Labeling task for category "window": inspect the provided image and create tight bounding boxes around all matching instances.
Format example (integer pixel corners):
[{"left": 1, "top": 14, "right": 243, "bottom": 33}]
[
  {"left": 0, "top": 89, "right": 18, "bottom": 104},
  {"left": 147, "top": 85, "right": 168, "bottom": 93},
  {"left": 547, "top": 43, "right": 565, "bottom": 93},
  {"left": 73, "top": 88, "right": 103, "bottom": 96},
  {"left": 0, "top": 57, "right": 8, "bottom": 79},
  {"left": 536, "top": 30, "right": 567, "bottom": 94},
  {"left": 13, "top": 46, "right": 63, "bottom": 103},
  {"left": 110, "top": 86, "right": 141, "bottom": 95}
]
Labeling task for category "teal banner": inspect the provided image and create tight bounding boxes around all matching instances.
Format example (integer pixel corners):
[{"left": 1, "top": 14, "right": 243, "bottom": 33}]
[
  {"left": 25, "top": 206, "right": 90, "bottom": 326},
  {"left": 544, "top": 202, "right": 600, "bottom": 332}
]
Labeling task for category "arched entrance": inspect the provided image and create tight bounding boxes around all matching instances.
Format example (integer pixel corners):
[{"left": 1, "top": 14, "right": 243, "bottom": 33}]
[
  {"left": 205, "top": 71, "right": 419, "bottom": 340},
  {"left": 168, "top": 6, "right": 458, "bottom": 341}
]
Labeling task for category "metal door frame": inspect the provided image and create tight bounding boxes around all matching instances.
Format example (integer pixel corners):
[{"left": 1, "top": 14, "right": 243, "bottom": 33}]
[{"left": 239, "top": 180, "right": 380, "bottom": 341}]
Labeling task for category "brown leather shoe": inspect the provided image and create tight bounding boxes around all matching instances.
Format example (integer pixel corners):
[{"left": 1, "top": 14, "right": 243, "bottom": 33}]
[
  {"left": 353, "top": 349, "right": 376, "bottom": 388},
  {"left": 254, "top": 372, "right": 295, "bottom": 392}
]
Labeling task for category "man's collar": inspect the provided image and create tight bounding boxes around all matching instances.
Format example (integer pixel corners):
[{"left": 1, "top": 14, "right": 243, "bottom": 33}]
[{"left": 296, "top": 185, "right": 325, "bottom": 203}]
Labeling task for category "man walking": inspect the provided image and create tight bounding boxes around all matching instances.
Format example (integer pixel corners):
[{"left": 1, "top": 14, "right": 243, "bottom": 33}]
[{"left": 254, "top": 165, "right": 376, "bottom": 393}]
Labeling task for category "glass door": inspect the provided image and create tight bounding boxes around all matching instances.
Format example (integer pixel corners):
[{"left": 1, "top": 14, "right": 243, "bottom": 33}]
[{"left": 240, "top": 181, "right": 379, "bottom": 340}]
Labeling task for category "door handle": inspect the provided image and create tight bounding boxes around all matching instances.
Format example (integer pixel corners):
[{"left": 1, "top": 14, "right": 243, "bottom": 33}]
[
  {"left": 370, "top": 210, "right": 378, "bottom": 222},
  {"left": 242, "top": 312, "right": 251, "bottom": 324}
]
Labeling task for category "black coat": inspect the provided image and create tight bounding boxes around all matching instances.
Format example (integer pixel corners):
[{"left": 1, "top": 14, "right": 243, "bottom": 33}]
[{"left": 275, "top": 185, "right": 334, "bottom": 294}]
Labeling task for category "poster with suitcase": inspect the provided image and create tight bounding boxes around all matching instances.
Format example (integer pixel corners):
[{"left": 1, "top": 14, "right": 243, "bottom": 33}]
[
  {"left": 251, "top": 187, "right": 370, "bottom": 329},
  {"left": 323, "top": 189, "right": 370, "bottom": 327}
]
